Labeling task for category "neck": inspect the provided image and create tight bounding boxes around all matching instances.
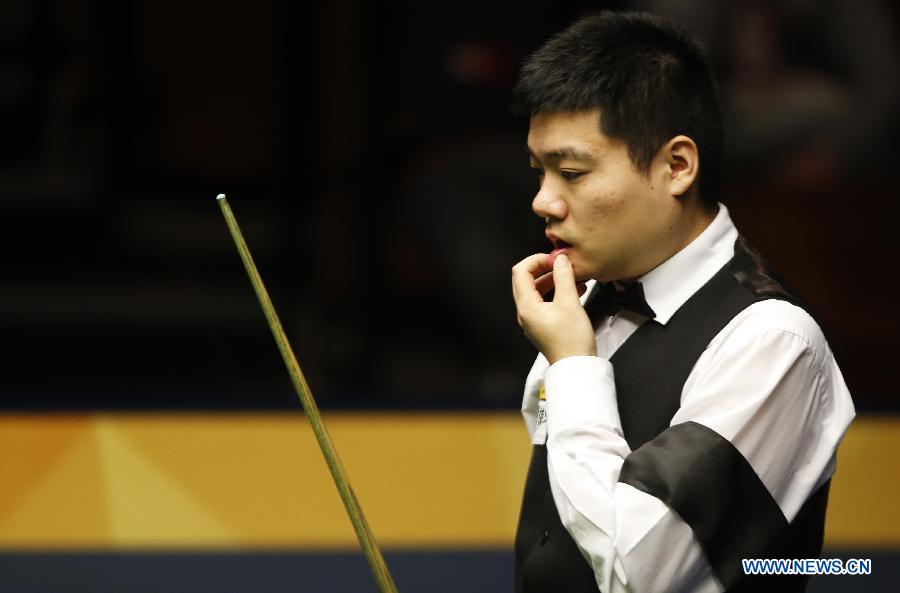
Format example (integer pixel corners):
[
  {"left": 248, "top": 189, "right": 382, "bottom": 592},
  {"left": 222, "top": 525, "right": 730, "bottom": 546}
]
[{"left": 677, "top": 202, "right": 718, "bottom": 253}]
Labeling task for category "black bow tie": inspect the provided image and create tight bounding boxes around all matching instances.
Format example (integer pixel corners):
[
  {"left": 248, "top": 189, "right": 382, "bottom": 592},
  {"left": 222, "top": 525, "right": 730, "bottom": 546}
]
[{"left": 584, "top": 281, "right": 656, "bottom": 322}]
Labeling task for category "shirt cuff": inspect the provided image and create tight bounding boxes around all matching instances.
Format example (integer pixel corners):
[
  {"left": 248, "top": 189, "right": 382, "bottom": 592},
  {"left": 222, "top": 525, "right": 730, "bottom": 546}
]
[{"left": 544, "top": 355, "right": 621, "bottom": 435}]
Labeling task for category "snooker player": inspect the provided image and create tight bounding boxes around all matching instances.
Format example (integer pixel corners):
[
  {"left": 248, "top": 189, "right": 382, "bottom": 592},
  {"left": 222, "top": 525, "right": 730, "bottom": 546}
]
[{"left": 510, "top": 11, "right": 855, "bottom": 593}]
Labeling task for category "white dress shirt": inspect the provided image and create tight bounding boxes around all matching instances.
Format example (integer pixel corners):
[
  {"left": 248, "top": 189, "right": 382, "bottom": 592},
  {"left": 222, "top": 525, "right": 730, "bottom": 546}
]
[{"left": 521, "top": 204, "right": 856, "bottom": 593}]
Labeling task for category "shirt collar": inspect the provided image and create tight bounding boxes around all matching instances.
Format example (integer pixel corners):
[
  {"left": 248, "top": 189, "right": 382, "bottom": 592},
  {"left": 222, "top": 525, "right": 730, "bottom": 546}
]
[{"left": 637, "top": 203, "right": 738, "bottom": 324}]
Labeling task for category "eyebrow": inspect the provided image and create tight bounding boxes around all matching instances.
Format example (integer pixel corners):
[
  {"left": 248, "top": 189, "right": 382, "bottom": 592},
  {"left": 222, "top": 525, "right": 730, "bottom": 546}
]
[{"left": 526, "top": 145, "right": 597, "bottom": 163}]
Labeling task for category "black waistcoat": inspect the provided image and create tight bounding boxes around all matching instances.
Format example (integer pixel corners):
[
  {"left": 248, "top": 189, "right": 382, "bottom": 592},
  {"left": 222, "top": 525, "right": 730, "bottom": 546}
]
[{"left": 514, "top": 237, "right": 830, "bottom": 593}]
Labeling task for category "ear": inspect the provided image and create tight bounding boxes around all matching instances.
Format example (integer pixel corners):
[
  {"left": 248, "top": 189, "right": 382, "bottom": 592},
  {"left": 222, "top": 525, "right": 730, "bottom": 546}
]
[{"left": 664, "top": 135, "right": 699, "bottom": 199}]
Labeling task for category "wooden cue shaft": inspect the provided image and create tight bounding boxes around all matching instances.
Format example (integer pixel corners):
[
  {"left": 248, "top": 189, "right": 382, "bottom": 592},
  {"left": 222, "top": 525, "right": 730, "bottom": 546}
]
[{"left": 217, "top": 194, "right": 398, "bottom": 593}]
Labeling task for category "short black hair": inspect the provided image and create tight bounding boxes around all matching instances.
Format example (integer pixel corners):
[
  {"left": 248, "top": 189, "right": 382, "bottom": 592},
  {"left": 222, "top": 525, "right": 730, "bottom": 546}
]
[{"left": 513, "top": 11, "right": 722, "bottom": 209}]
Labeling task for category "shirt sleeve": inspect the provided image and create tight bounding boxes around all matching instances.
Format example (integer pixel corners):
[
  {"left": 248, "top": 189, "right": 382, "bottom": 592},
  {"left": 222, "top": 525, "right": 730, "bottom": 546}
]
[{"left": 540, "top": 299, "right": 855, "bottom": 593}]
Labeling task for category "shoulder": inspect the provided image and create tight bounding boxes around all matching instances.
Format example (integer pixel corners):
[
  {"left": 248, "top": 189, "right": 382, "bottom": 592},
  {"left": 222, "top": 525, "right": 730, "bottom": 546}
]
[{"left": 707, "top": 299, "right": 830, "bottom": 368}]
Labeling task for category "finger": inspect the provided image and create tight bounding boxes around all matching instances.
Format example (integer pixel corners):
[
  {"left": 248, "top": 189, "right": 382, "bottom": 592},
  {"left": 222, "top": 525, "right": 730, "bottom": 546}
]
[
  {"left": 517, "top": 253, "right": 552, "bottom": 278},
  {"left": 535, "top": 271, "right": 555, "bottom": 297},
  {"left": 512, "top": 253, "right": 551, "bottom": 305},
  {"left": 538, "top": 274, "right": 585, "bottom": 300},
  {"left": 551, "top": 253, "right": 580, "bottom": 304},
  {"left": 538, "top": 276, "right": 586, "bottom": 299}
]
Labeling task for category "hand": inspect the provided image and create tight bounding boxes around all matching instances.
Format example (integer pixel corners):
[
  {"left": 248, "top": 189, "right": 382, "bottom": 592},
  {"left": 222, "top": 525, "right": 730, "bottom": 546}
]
[{"left": 512, "top": 252, "right": 596, "bottom": 364}]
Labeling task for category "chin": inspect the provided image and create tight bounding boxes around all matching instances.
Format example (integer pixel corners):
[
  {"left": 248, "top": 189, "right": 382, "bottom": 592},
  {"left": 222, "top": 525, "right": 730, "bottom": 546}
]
[
  {"left": 583, "top": 268, "right": 615, "bottom": 283},
  {"left": 572, "top": 257, "right": 605, "bottom": 283},
  {"left": 572, "top": 266, "right": 595, "bottom": 283}
]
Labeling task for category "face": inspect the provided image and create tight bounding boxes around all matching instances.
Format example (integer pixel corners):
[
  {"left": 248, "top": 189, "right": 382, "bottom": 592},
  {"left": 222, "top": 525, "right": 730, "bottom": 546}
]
[{"left": 527, "top": 109, "right": 685, "bottom": 283}]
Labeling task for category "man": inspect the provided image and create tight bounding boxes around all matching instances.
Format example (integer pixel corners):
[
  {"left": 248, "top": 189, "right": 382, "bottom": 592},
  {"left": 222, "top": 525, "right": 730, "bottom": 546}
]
[{"left": 510, "top": 11, "right": 855, "bottom": 593}]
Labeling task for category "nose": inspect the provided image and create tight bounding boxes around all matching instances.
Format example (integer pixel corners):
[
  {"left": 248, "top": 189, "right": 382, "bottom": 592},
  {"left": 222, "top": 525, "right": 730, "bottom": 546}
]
[{"left": 532, "top": 183, "right": 567, "bottom": 222}]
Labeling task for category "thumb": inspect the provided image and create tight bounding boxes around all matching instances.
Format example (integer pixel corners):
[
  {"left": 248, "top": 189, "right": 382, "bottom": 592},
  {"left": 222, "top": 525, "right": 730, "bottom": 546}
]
[{"left": 551, "top": 253, "right": 580, "bottom": 304}]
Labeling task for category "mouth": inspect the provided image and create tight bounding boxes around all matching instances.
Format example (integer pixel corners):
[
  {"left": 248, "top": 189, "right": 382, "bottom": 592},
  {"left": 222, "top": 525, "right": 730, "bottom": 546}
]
[{"left": 546, "top": 231, "right": 573, "bottom": 250}]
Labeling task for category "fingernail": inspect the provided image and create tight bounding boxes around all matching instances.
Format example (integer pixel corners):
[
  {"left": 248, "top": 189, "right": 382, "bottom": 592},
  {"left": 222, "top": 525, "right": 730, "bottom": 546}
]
[{"left": 554, "top": 253, "right": 568, "bottom": 268}]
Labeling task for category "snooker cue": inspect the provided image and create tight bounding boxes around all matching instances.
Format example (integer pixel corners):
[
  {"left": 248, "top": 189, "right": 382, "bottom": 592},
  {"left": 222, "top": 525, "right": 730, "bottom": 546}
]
[{"left": 217, "top": 194, "right": 398, "bottom": 593}]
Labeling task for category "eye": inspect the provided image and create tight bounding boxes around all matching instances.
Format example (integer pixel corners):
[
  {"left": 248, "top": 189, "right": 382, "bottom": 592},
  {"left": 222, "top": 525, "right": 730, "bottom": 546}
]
[
  {"left": 561, "top": 170, "right": 585, "bottom": 181},
  {"left": 530, "top": 167, "right": 545, "bottom": 180}
]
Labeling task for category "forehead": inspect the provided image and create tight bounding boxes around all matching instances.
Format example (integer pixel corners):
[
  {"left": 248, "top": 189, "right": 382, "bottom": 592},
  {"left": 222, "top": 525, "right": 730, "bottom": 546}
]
[{"left": 526, "top": 109, "right": 611, "bottom": 161}]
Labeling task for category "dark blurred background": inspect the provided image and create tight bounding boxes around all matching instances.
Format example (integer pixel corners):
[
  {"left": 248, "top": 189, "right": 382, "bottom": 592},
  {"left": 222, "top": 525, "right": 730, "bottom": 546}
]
[{"left": 2, "top": 0, "right": 898, "bottom": 412}]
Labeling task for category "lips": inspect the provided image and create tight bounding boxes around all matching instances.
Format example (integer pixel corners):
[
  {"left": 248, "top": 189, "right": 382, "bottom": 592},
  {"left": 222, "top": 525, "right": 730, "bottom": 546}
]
[{"left": 546, "top": 231, "right": 572, "bottom": 250}]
